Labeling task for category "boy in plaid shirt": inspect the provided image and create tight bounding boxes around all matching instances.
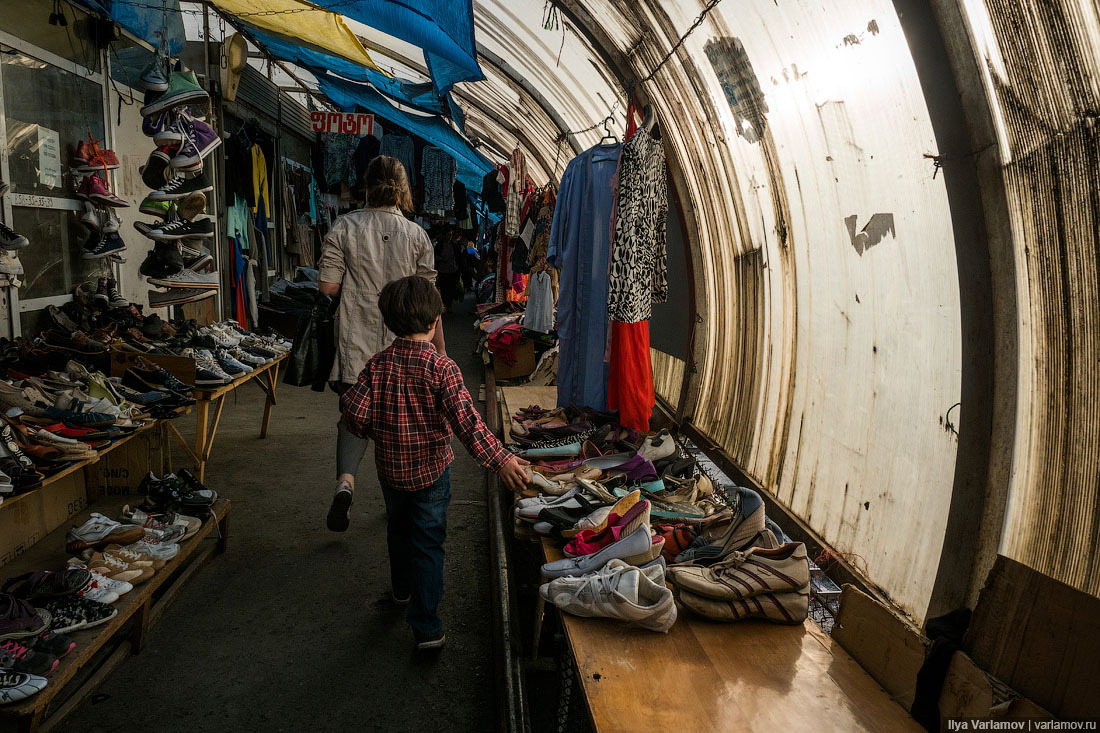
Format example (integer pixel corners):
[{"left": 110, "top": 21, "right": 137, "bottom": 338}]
[{"left": 337, "top": 275, "right": 528, "bottom": 650}]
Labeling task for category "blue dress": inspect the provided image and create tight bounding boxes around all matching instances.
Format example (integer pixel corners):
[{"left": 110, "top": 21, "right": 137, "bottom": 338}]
[{"left": 547, "top": 143, "right": 622, "bottom": 410}]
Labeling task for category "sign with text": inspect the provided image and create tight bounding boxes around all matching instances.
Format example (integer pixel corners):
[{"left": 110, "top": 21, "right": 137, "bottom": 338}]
[
  {"left": 37, "top": 126, "right": 61, "bottom": 188},
  {"left": 310, "top": 111, "right": 374, "bottom": 135}
]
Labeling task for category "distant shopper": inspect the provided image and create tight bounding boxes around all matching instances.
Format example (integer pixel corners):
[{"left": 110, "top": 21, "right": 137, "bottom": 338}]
[
  {"left": 319, "top": 155, "right": 444, "bottom": 530},
  {"left": 340, "top": 275, "right": 529, "bottom": 650},
  {"left": 433, "top": 228, "right": 462, "bottom": 311}
]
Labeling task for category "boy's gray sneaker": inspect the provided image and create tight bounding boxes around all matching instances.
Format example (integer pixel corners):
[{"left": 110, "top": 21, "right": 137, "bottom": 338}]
[{"left": 414, "top": 630, "right": 445, "bottom": 651}]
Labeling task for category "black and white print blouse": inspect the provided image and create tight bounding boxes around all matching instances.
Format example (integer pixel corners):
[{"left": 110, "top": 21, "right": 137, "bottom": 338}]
[{"left": 607, "top": 127, "right": 668, "bottom": 323}]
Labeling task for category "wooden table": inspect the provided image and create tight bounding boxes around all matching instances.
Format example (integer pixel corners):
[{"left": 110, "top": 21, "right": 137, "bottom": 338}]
[
  {"left": 166, "top": 354, "right": 286, "bottom": 481},
  {"left": 539, "top": 542, "right": 921, "bottom": 733},
  {"left": 0, "top": 497, "right": 231, "bottom": 733}
]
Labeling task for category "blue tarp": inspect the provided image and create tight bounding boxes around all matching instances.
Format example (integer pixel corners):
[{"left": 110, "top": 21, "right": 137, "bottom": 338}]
[
  {"left": 77, "top": 0, "right": 186, "bottom": 54},
  {"left": 310, "top": 0, "right": 484, "bottom": 94}
]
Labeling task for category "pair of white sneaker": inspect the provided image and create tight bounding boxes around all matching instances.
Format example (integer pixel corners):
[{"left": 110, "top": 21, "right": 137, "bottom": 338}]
[{"left": 539, "top": 558, "right": 677, "bottom": 633}]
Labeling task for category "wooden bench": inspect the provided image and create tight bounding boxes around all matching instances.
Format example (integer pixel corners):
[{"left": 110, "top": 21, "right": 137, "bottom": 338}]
[
  {"left": 166, "top": 353, "right": 286, "bottom": 482},
  {"left": 0, "top": 498, "right": 231, "bottom": 733}
]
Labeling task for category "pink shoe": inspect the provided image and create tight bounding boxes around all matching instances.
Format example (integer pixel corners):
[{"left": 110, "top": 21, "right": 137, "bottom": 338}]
[
  {"left": 563, "top": 500, "right": 651, "bottom": 557},
  {"left": 77, "top": 176, "right": 128, "bottom": 208}
]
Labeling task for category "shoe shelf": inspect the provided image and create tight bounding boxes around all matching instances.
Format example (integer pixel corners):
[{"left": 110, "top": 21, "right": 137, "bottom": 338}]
[
  {"left": 0, "top": 498, "right": 230, "bottom": 733},
  {"left": 165, "top": 354, "right": 286, "bottom": 482},
  {"left": 0, "top": 413, "right": 187, "bottom": 515},
  {"left": 494, "top": 384, "right": 921, "bottom": 733}
]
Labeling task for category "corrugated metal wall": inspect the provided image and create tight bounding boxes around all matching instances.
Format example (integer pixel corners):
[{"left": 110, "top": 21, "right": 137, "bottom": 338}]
[{"left": 966, "top": 0, "right": 1100, "bottom": 596}]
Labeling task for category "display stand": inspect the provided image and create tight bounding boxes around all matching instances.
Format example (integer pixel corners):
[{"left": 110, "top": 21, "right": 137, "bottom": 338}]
[
  {"left": 0, "top": 498, "right": 231, "bottom": 733},
  {"left": 495, "top": 385, "right": 921, "bottom": 733},
  {"left": 165, "top": 354, "right": 287, "bottom": 481}
]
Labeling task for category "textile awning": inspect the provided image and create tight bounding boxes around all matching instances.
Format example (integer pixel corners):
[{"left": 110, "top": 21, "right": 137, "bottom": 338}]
[{"left": 207, "top": 0, "right": 380, "bottom": 71}]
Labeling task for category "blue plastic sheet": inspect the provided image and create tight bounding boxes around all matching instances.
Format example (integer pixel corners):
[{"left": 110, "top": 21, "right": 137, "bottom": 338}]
[
  {"left": 310, "top": 0, "right": 484, "bottom": 93},
  {"left": 76, "top": 0, "right": 186, "bottom": 54}
]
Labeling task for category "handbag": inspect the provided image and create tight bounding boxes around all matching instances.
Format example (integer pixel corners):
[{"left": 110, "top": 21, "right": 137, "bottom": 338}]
[{"left": 283, "top": 294, "right": 336, "bottom": 390}]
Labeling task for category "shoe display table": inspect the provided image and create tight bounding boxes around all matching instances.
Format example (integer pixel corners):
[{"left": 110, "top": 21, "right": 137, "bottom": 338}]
[
  {"left": 0, "top": 498, "right": 230, "bottom": 733},
  {"left": 494, "top": 385, "right": 919, "bottom": 733},
  {"left": 165, "top": 353, "right": 287, "bottom": 482}
]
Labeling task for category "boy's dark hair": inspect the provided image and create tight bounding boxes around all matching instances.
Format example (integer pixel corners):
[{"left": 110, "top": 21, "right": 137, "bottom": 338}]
[{"left": 379, "top": 276, "right": 444, "bottom": 337}]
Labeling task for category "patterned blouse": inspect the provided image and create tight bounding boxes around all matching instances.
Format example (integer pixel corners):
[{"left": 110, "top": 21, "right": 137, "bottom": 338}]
[{"left": 607, "top": 127, "right": 668, "bottom": 323}]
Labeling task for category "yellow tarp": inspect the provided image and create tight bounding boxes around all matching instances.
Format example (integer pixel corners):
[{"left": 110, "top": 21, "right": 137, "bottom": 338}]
[{"left": 209, "top": 0, "right": 380, "bottom": 71}]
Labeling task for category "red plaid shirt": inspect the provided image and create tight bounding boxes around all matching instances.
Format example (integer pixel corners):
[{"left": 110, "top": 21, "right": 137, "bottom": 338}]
[{"left": 340, "top": 338, "right": 512, "bottom": 491}]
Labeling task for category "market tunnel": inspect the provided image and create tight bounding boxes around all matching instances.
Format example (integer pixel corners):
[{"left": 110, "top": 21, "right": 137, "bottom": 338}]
[{"left": 0, "top": 0, "right": 1095, "bottom": 730}]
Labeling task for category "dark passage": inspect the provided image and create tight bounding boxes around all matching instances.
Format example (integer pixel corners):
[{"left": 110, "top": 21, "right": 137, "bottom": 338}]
[{"left": 62, "top": 296, "right": 495, "bottom": 732}]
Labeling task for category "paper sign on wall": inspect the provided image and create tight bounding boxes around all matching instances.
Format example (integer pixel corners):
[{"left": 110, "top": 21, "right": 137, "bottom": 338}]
[{"left": 37, "top": 126, "right": 61, "bottom": 188}]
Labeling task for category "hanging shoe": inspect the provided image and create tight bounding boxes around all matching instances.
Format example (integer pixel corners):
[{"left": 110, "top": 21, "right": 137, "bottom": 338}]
[
  {"left": 178, "top": 191, "right": 207, "bottom": 220},
  {"left": 73, "top": 136, "right": 120, "bottom": 174},
  {"left": 93, "top": 277, "right": 110, "bottom": 306},
  {"left": 171, "top": 117, "right": 221, "bottom": 171},
  {"left": 82, "top": 232, "right": 126, "bottom": 260},
  {"left": 139, "top": 46, "right": 170, "bottom": 92},
  {"left": 140, "top": 70, "right": 208, "bottom": 117},
  {"left": 79, "top": 201, "right": 99, "bottom": 228},
  {"left": 148, "top": 287, "right": 216, "bottom": 308},
  {"left": 149, "top": 169, "right": 213, "bottom": 201},
  {"left": 139, "top": 196, "right": 172, "bottom": 219},
  {"left": 147, "top": 267, "right": 219, "bottom": 290},
  {"left": 146, "top": 218, "right": 214, "bottom": 241},
  {"left": 105, "top": 279, "right": 128, "bottom": 308},
  {"left": 0, "top": 251, "right": 24, "bottom": 276},
  {"left": 141, "top": 145, "right": 178, "bottom": 189},
  {"left": 102, "top": 208, "right": 120, "bottom": 234},
  {"left": 0, "top": 221, "right": 28, "bottom": 250},
  {"left": 77, "top": 176, "right": 128, "bottom": 208}
]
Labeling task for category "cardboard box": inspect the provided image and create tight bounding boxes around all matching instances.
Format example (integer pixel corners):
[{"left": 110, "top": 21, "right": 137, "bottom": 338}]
[
  {"left": 0, "top": 473, "right": 88, "bottom": 567},
  {"left": 110, "top": 349, "right": 197, "bottom": 386},
  {"left": 493, "top": 338, "right": 536, "bottom": 380},
  {"left": 84, "top": 427, "right": 168, "bottom": 503}
]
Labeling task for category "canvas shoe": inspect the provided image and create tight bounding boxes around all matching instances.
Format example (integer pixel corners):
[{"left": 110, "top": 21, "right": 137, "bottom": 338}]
[
  {"left": 539, "top": 558, "right": 676, "bottom": 632},
  {"left": 676, "top": 586, "right": 809, "bottom": 625},
  {"left": 118, "top": 507, "right": 189, "bottom": 543},
  {"left": 178, "top": 191, "right": 207, "bottom": 220},
  {"left": 541, "top": 525, "right": 664, "bottom": 579},
  {"left": 65, "top": 515, "right": 146, "bottom": 555},
  {"left": 102, "top": 543, "right": 165, "bottom": 571},
  {"left": 0, "top": 640, "right": 58, "bottom": 676},
  {"left": 82, "top": 232, "right": 126, "bottom": 259},
  {"left": 73, "top": 138, "right": 120, "bottom": 173},
  {"left": 172, "top": 117, "right": 221, "bottom": 170},
  {"left": 147, "top": 268, "right": 218, "bottom": 289},
  {"left": 149, "top": 169, "right": 213, "bottom": 201},
  {"left": 65, "top": 565, "right": 132, "bottom": 599},
  {"left": 80, "top": 201, "right": 99, "bottom": 227},
  {"left": 122, "top": 505, "right": 201, "bottom": 542},
  {"left": 146, "top": 218, "right": 214, "bottom": 241},
  {"left": 45, "top": 596, "right": 117, "bottom": 633},
  {"left": 414, "top": 630, "right": 446, "bottom": 651},
  {"left": 139, "top": 196, "right": 172, "bottom": 219},
  {"left": 140, "top": 70, "right": 208, "bottom": 116},
  {"left": 139, "top": 47, "right": 169, "bottom": 91},
  {"left": 0, "top": 221, "right": 28, "bottom": 249},
  {"left": 515, "top": 486, "right": 582, "bottom": 512},
  {"left": 105, "top": 279, "right": 128, "bottom": 308},
  {"left": 148, "top": 287, "right": 215, "bottom": 308},
  {"left": 668, "top": 542, "right": 810, "bottom": 601},
  {"left": 102, "top": 208, "right": 120, "bottom": 233},
  {"left": 141, "top": 146, "right": 177, "bottom": 189},
  {"left": 0, "top": 671, "right": 48, "bottom": 704},
  {"left": 76, "top": 175, "right": 128, "bottom": 207},
  {"left": 0, "top": 570, "right": 91, "bottom": 605}
]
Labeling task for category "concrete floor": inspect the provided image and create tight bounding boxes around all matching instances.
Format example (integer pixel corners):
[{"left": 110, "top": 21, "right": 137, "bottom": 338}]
[{"left": 63, "top": 296, "right": 496, "bottom": 733}]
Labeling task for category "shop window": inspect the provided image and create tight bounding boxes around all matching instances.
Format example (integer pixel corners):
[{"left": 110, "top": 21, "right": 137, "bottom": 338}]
[
  {"left": 11, "top": 207, "right": 100, "bottom": 305},
  {"left": 2, "top": 47, "right": 105, "bottom": 198}
]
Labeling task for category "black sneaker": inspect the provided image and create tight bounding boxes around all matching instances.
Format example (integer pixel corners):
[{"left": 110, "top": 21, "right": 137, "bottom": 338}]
[
  {"left": 185, "top": 252, "right": 213, "bottom": 271},
  {"left": 414, "top": 630, "right": 446, "bottom": 651},
  {"left": 133, "top": 220, "right": 158, "bottom": 240},
  {"left": 147, "top": 218, "right": 214, "bottom": 241},
  {"left": 140, "top": 151, "right": 170, "bottom": 189},
  {"left": 139, "top": 472, "right": 215, "bottom": 508},
  {"left": 148, "top": 170, "right": 212, "bottom": 201},
  {"left": 139, "top": 251, "right": 180, "bottom": 279},
  {"left": 93, "top": 277, "right": 110, "bottom": 305},
  {"left": 43, "top": 596, "right": 116, "bottom": 634},
  {"left": 176, "top": 469, "right": 216, "bottom": 500},
  {"left": 0, "top": 221, "right": 28, "bottom": 249},
  {"left": 82, "top": 232, "right": 126, "bottom": 260},
  {"left": 0, "top": 640, "right": 57, "bottom": 676},
  {"left": 148, "top": 287, "right": 215, "bottom": 308},
  {"left": 25, "top": 629, "right": 75, "bottom": 659},
  {"left": 105, "top": 278, "right": 128, "bottom": 308},
  {"left": 326, "top": 485, "right": 352, "bottom": 532}
]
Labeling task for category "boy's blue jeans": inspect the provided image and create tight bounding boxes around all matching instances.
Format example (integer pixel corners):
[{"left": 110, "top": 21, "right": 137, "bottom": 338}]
[{"left": 380, "top": 467, "right": 451, "bottom": 637}]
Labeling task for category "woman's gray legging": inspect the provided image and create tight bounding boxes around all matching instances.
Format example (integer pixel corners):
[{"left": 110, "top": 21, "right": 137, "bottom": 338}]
[{"left": 336, "top": 415, "right": 370, "bottom": 479}]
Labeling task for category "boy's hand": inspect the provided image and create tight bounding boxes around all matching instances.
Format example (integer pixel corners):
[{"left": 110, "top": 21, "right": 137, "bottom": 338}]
[{"left": 497, "top": 456, "right": 531, "bottom": 492}]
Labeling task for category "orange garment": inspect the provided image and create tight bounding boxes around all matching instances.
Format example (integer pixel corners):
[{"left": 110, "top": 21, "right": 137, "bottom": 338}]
[{"left": 607, "top": 320, "right": 654, "bottom": 432}]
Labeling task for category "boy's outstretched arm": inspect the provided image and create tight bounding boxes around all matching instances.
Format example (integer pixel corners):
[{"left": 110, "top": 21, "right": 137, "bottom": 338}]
[{"left": 439, "top": 360, "right": 529, "bottom": 490}]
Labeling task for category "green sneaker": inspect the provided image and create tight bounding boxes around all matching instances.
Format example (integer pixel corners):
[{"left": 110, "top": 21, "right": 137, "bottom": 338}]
[
  {"left": 140, "top": 70, "right": 208, "bottom": 117},
  {"left": 139, "top": 196, "right": 172, "bottom": 219}
]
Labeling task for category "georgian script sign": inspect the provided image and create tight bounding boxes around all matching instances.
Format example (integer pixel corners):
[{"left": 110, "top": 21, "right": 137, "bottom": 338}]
[{"left": 311, "top": 111, "right": 374, "bottom": 135}]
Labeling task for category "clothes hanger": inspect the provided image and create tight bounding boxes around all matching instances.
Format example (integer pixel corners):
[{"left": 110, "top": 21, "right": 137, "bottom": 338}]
[{"left": 598, "top": 117, "right": 619, "bottom": 146}]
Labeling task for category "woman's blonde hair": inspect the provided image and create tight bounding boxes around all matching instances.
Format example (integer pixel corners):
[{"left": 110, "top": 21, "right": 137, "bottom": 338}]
[{"left": 365, "top": 155, "right": 413, "bottom": 212}]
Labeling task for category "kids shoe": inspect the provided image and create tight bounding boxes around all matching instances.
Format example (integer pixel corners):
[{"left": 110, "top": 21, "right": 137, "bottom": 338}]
[{"left": 140, "top": 70, "right": 208, "bottom": 116}]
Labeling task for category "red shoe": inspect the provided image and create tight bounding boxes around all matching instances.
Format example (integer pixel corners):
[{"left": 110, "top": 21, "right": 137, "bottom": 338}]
[
  {"left": 77, "top": 176, "right": 128, "bottom": 208},
  {"left": 74, "top": 136, "right": 120, "bottom": 173}
]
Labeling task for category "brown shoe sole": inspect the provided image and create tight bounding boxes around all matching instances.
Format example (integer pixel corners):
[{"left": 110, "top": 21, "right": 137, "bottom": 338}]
[{"left": 65, "top": 526, "right": 146, "bottom": 555}]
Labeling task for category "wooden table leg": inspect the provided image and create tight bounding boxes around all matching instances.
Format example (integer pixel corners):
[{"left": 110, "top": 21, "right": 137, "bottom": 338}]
[
  {"left": 193, "top": 399, "right": 209, "bottom": 483},
  {"left": 260, "top": 362, "right": 280, "bottom": 439},
  {"left": 130, "top": 597, "right": 152, "bottom": 654},
  {"left": 217, "top": 511, "right": 230, "bottom": 553},
  {"left": 532, "top": 591, "right": 546, "bottom": 659}
]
